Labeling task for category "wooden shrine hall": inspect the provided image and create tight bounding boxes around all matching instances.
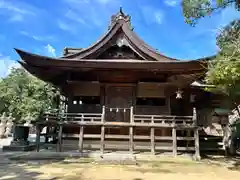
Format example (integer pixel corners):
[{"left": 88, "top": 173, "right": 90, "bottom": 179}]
[{"left": 15, "top": 9, "right": 226, "bottom": 158}]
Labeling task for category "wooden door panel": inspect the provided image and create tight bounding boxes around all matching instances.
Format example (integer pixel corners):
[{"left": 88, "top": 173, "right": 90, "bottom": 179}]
[
  {"left": 106, "top": 86, "right": 133, "bottom": 108},
  {"left": 105, "top": 85, "right": 134, "bottom": 122}
]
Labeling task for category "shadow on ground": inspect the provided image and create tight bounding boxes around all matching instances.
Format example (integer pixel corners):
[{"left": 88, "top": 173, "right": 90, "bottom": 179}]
[
  {"left": 0, "top": 152, "right": 94, "bottom": 180},
  {"left": 201, "top": 153, "right": 240, "bottom": 171}
]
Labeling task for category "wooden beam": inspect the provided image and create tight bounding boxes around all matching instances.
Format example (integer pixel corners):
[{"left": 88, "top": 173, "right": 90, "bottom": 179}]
[
  {"left": 61, "top": 134, "right": 195, "bottom": 140},
  {"left": 38, "top": 121, "right": 196, "bottom": 128}
]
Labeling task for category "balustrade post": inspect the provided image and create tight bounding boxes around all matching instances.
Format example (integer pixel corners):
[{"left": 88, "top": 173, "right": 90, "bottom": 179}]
[{"left": 102, "top": 106, "right": 105, "bottom": 122}]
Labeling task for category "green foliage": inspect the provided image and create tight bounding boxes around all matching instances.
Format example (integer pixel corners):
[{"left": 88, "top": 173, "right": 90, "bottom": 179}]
[
  {"left": 0, "top": 67, "right": 59, "bottom": 122},
  {"left": 217, "top": 20, "right": 240, "bottom": 49},
  {"left": 181, "top": 0, "right": 240, "bottom": 106},
  {"left": 205, "top": 20, "right": 240, "bottom": 103},
  {"left": 182, "top": 0, "right": 239, "bottom": 25}
]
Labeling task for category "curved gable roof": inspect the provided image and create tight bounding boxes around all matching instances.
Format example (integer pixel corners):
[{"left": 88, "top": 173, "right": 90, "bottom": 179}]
[{"left": 63, "top": 9, "right": 180, "bottom": 62}]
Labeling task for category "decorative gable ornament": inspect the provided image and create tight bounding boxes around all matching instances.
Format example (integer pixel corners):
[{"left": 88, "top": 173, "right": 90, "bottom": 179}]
[
  {"left": 116, "top": 37, "right": 128, "bottom": 47},
  {"left": 109, "top": 7, "right": 133, "bottom": 30},
  {"left": 176, "top": 89, "right": 183, "bottom": 99}
]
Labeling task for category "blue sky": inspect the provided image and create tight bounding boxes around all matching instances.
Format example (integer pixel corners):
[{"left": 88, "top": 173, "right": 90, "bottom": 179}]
[{"left": 0, "top": 0, "right": 240, "bottom": 77}]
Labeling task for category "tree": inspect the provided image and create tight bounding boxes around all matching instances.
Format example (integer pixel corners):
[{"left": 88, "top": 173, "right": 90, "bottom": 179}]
[
  {"left": 182, "top": 0, "right": 240, "bottom": 109},
  {"left": 205, "top": 20, "right": 240, "bottom": 110},
  {"left": 182, "top": 0, "right": 240, "bottom": 25},
  {"left": 0, "top": 67, "right": 59, "bottom": 122},
  {"left": 182, "top": 0, "right": 240, "bottom": 156}
]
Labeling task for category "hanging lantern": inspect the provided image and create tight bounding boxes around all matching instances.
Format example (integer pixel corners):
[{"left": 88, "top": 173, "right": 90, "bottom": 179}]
[
  {"left": 176, "top": 89, "right": 183, "bottom": 99},
  {"left": 190, "top": 94, "right": 196, "bottom": 103}
]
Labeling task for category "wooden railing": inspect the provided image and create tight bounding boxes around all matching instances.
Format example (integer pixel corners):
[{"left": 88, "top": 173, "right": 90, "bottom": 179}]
[
  {"left": 36, "top": 106, "right": 200, "bottom": 160},
  {"left": 44, "top": 113, "right": 102, "bottom": 122},
  {"left": 133, "top": 114, "right": 194, "bottom": 125},
  {"left": 43, "top": 106, "right": 195, "bottom": 127}
]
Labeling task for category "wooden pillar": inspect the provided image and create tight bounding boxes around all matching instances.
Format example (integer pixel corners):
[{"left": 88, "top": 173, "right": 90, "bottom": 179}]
[
  {"left": 186, "top": 130, "right": 191, "bottom": 147},
  {"left": 100, "top": 126, "right": 105, "bottom": 154},
  {"left": 36, "top": 124, "right": 41, "bottom": 152},
  {"left": 129, "top": 106, "right": 134, "bottom": 154},
  {"left": 193, "top": 107, "right": 200, "bottom": 160},
  {"left": 100, "top": 106, "right": 105, "bottom": 154},
  {"left": 150, "top": 127, "right": 155, "bottom": 154},
  {"left": 194, "top": 128, "right": 200, "bottom": 160},
  {"left": 78, "top": 126, "right": 84, "bottom": 153},
  {"left": 172, "top": 128, "right": 177, "bottom": 156},
  {"left": 57, "top": 124, "right": 63, "bottom": 152}
]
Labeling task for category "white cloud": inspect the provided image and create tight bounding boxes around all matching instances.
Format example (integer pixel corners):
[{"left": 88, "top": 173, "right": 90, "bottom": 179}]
[
  {"left": 96, "top": 0, "right": 116, "bottom": 4},
  {"left": 57, "top": 20, "right": 77, "bottom": 34},
  {"left": 0, "top": 54, "right": 20, "bottom": 77},
  {"left": 62, "top": 0, "right": 115, "bottom": 27},
  {"left": 20, "top": 31, "right": 55, "bottom": 42},
  {"left": 45, "top": 44, "right": 56, "bottom": 57},
  {"left": 164, "top": 0, "right": 177, "bottom": 7},
  {"left": 154, "top": 11, "right": 164, "bottom": 24},
  {"left": 141, "top": 7, "right": 165, "bottom": 25},
  {"left": 9, "top": 14, "right": 23, "bottom": 22},
  {"left": 65, "top": 10, "right": 89, "bottom": 26},
  {"left": 0, "top": 0, "right": 36, "bottom": 22}
]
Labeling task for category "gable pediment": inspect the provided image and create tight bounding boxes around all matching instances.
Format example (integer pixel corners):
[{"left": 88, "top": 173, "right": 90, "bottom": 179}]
[{"left": 96, "top": 44, "right": 144, "bottom": 60}]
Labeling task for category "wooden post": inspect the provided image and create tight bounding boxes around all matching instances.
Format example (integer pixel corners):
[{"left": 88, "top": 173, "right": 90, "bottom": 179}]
[
  {"left": 78, "top": 126, "right": 84, "bottom": 153},
  {"left": 193, "top": 107, "right": 200, "bottom": 160},
  {"left": 100, "top": 106, "right": 105, "bottom": 154},
  {"left": 150, "top": 127, "right": 155, "bottom": 154},
  {"left": 172, "top": 128, "right": 177, "bottom": 157},
  {"left": 36, "top": 124, "right": 40, "bottom": 152},
  {"left": 129, "top": 106, "right": 134, "bottom": 154},
  {"left": 57, "top": 124, "right": 63, "bottom": 152},
  {"left": 186, "top": 130, "right": 191, "bottom": 147},
  {"left": 150, "top": 116, "right": 155, "bottom": 154},
  {"left": 100, "top": 126, "right": 105, "bottom": 154},
  {"left": 194, "top": 128, "right": 200, "bottom": 160}
]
